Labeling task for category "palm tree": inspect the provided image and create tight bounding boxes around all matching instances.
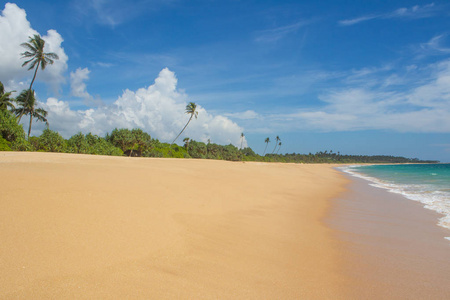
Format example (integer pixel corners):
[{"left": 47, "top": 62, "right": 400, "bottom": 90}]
[
  {"left": 13, "top": 90, "right": 48, "bottom": 138},
  {"left": 263, "top": 137, "right": 270, "bottom": 155},
  {"left": 272, "top": 135, "right": 280, "bottom": 154},
  {"left": 20, "top": 34, "right": 59, "bottom": 110},
  {"left": 276, "top": 142, "right": 282, "bottom": 154},
  {"left": 240, "top": 132, "right": 245, "bottom": 150},
  {"left": 183, "top": 137, "right": 190, "bottom": 150},
  {"left": 171, "top": 102, "right": 198, "bottom": 146},
  {"left": 0, "top": 82, "right": 15, "bottom": 111}
]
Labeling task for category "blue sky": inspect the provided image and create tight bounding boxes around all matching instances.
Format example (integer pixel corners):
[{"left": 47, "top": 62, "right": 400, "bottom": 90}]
[{"left": 1, "top": 0, "right": 450, "bottom": 162}]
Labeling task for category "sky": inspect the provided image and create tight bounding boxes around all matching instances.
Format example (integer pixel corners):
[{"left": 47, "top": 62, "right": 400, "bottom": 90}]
[{"left": 1, "top": 0, "right": 449, "bottom": 162}]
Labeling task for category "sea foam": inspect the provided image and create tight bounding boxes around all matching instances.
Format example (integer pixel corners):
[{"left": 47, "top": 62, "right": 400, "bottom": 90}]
[{"left": 339, "top": 165, "right": 450, "bottom": 240}]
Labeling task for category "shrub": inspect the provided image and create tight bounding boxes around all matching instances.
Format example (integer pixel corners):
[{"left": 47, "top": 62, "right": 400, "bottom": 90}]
[
  {"left": 0, "top": 136, "right": 11, "bottom": 151},
  {"left": 35, "top": 128, "right": 68, "bottom": 152}
]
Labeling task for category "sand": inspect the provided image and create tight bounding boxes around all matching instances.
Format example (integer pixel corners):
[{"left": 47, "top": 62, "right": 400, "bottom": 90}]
[
  {"left": 327, "top": 174, "right": 450, "bottom": 299},
  {"left": 0, "top": 152, "right": 348, "bottom": 299}
]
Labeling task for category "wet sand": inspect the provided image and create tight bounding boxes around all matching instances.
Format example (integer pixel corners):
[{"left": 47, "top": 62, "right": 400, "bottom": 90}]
[
  {"left": 327, "top": 174, "right": 450, "bottom": 299},
  {"left": 0, "top": 152, "right": 348, "bottom": 299}
]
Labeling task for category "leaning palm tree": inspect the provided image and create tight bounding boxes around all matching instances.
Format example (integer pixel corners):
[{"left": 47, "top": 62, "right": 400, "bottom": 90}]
[
  {"left": 276, "top": 142, "right": 282, "bottom": 154},
  {"left": 263, "top": 137, "right": 270, "bottom": 155},
  {"left": 0, "top": 82, "right": 15, "bottom": 111},
  {"left": 20, "top": 34, "right": 59, "bottom": 107},
  {"left": 272, "top": 135, "right": 280, "bottom": 154},
  {"left": 240, "top": 132, "right": 245, "bottom": 150},
  {"left": 171, "top": 102, "right": 198, "bottom": 146},
  {"left": 13, "top": 89, "right": 48, "bottom": 138}
]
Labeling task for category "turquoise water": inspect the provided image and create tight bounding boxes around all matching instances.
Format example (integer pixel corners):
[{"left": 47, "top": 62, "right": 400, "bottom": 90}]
[{"left": 340, "top": 164, "right": 450, "bottom": 238}]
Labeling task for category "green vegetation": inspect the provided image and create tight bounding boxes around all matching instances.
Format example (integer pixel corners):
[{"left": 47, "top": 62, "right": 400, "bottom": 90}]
[
  {"left": 0, "top": 34, "right": 439, "bottom": 164},
  {"left": 171, "top": 102, "right": 198, "bottom": 146},
  {"left": 20, "top": 34, "right": 58, "bottom": 138},
  {"left": 0, "top": 79, "right": 438, "bottom": 163}
]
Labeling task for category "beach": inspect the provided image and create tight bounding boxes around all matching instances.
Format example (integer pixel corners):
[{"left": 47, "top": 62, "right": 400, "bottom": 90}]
[
  {"left": 327, "top": 174, "right": 450, "bottom": 299},
  {"left": 2, "top": 152, "right": 449, "bottom": 299},
  {"left": 0, "top": 152, "right": 348, "bottom": 299}
]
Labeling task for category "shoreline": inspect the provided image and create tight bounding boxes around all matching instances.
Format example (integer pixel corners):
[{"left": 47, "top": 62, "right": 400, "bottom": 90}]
[
  {"left": 327, "top": 172, "right": 450, "bottom": 299},
  {"left": 0, "top": 152, "right": 348, "bottom": 299}
]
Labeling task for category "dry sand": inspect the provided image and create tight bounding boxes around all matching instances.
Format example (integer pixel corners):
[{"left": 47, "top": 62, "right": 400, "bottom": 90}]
[{"left": 0, "top": 152, "right": 348, "bottom": 299}]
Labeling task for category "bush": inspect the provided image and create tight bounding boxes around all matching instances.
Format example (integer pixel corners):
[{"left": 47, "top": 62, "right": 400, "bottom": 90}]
[
  {"left": 0, "top": 136, "right": 11, "bottom": 151},
  {"left": 68, "top": 132, "right": 123, "bottom": 156},
  {"left": 34, "top": 128, "right": 68, "bottom": 152}
]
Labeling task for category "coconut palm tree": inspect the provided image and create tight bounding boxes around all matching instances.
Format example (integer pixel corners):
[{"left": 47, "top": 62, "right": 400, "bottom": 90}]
[
  {"left": 171, "top": 102, "right": 198, "bottom": 146},
  {"left": 240, "top": 132, "right": 245, "bottom": 150},
  {"left": 20, "top": 34, "right": 59, "bottom": 109},
  {"left": 272, "top": 135, "right": 280, "bottom": 154},
  {"left": 13, "top": 89, "right": 48, "bottom": 138},
  {"left": 0, "top": 82, "right": 15, "bottom": 111},
  {"left": 276, "top": 142, "right": 282, "bottom": 154},
  {"left": 183, "top": 137, "right": 190, "bottom": 150},
  {"left": 263, "top": 137, "right": 270, "bottom": 155}
]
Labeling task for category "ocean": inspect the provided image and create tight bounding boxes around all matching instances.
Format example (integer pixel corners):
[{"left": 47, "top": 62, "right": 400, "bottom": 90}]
[{"left": 340, "top": 164, "right": 450, "bottom": 240}]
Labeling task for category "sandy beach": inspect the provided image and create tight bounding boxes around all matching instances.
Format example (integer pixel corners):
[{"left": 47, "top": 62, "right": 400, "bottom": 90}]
[
  {"left": 0, "top": 152, "right": 348, "bottom": 299},
  {"left": 327, "top": 174, "right": 450, "bottom": 299}
]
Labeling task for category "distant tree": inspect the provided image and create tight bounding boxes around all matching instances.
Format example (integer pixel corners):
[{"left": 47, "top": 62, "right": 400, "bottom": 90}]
[
  {"left": 263, "top": 137, "right": 270, "bottom": 155},
  {"left": 107, "top": 128, "right": 151, "bottom": 156},
  {"left": 272, "top": 135, "right": 280, "bottom": 154},
  {"left": 183, "top": 137, "right": 190, "bottom": 150},
  {"left": 276, "top": 142, "right": 282, "bottom": 154},
  {"left": 240, "top": 132, "right": 245, "bottom": 150},
  {"left": 171, "top": 102, "right": 198, "bottom": 146},
  {"left": 0, "top": 82, "right": 15, "bottom": 111},
  {"left": 32, "top": 128, "right": 67, "bottom": 152},
  {"left": 108, "top": 128, "right": 135, "bottom": 155},
  {"left": 20, "top": 34, "right": 59, "bottom": 115},
  {"left": 13, "top": 89, "right": 48, "bottom": 138}
]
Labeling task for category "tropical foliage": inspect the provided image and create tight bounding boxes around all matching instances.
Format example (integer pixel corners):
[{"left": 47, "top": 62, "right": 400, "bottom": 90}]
[
  {"left": 0, "top": 82, "right": 15, "bottom": 111},
  {"left": 171, "top": 102, "right": 198, "bottom": 146},
  {"left": 21, "top": 34, "right": 59, "bottom": 93},
  {"left": 13, "top": 89, "right": 48, "bottom": 137}
]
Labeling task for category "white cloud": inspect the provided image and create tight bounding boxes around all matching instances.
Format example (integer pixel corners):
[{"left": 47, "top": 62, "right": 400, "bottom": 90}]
[
  {"left": 35, "top": 68, "right": 246, "bottom": 147},
  {"left": 250, "top": 59, "right": 450, "bottom": 133},
  {"left": 70, "top": 67, "right": 102, "bottom": 106},
  {"left": 255, "top": 20, "right": 310, "bottom": 43},
  {"left": 339, "top": 3, "right": 437, "bottom": 26},
  {"left": 417, "top": 34, "right": 450, "bottom": 58},
  {"left": 0, "top": 3, "right": 68, "bottom": 92},
  {"left": 224, "top": 110, "right": 260, "bottom": 120}
]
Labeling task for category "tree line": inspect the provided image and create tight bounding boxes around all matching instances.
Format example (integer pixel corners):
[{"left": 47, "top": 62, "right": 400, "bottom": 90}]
[{"left": 0, "top": 34, "right": 439, "bottom": 164}]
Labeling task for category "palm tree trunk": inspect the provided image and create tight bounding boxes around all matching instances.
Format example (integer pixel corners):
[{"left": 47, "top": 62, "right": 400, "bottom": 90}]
[
  {"left": 263, "top": 143, "right": 268, "bottom": 155},
  {"left": 17, "top": 112, "right": 24, "bottom": 123},
  {"left": 20, "top": 62, "right": 40, "bottom": 126},
  {"left": 29, "top": 62, "right": 40, "bottom": 91},
  {"left": 171, "top": 116, "right": 192, "bottom": 146},
  {"left": 272, "top": 143, "right": 277, "bottom": 154},
  {"left": 28, "top": 110, "right": 33, "bottom": 138}
]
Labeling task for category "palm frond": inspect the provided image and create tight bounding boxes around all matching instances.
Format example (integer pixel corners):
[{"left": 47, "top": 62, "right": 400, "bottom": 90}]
[
  {"left": 20, "top": 42, "right": 37, "bottom": 53},
  {"left": 45, "top": 52, "right": 59, "bottom": 60},
  {"left": 20, "top": 51, "right": 36, "bottom": 58},
  {"left": 21, "top": 57, "right": 36, "bottom": 67}
]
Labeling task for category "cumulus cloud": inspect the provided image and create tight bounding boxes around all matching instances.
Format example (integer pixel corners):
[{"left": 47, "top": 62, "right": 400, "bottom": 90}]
[
  {"left": 0, "top": 3, "right": 68, "bottom": 92},
  {"left": 36, "top": 68, "right": 246, "bottom": 147},
  {"left": 70, "top": 67, "right": 102, "bottom": 106}
]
